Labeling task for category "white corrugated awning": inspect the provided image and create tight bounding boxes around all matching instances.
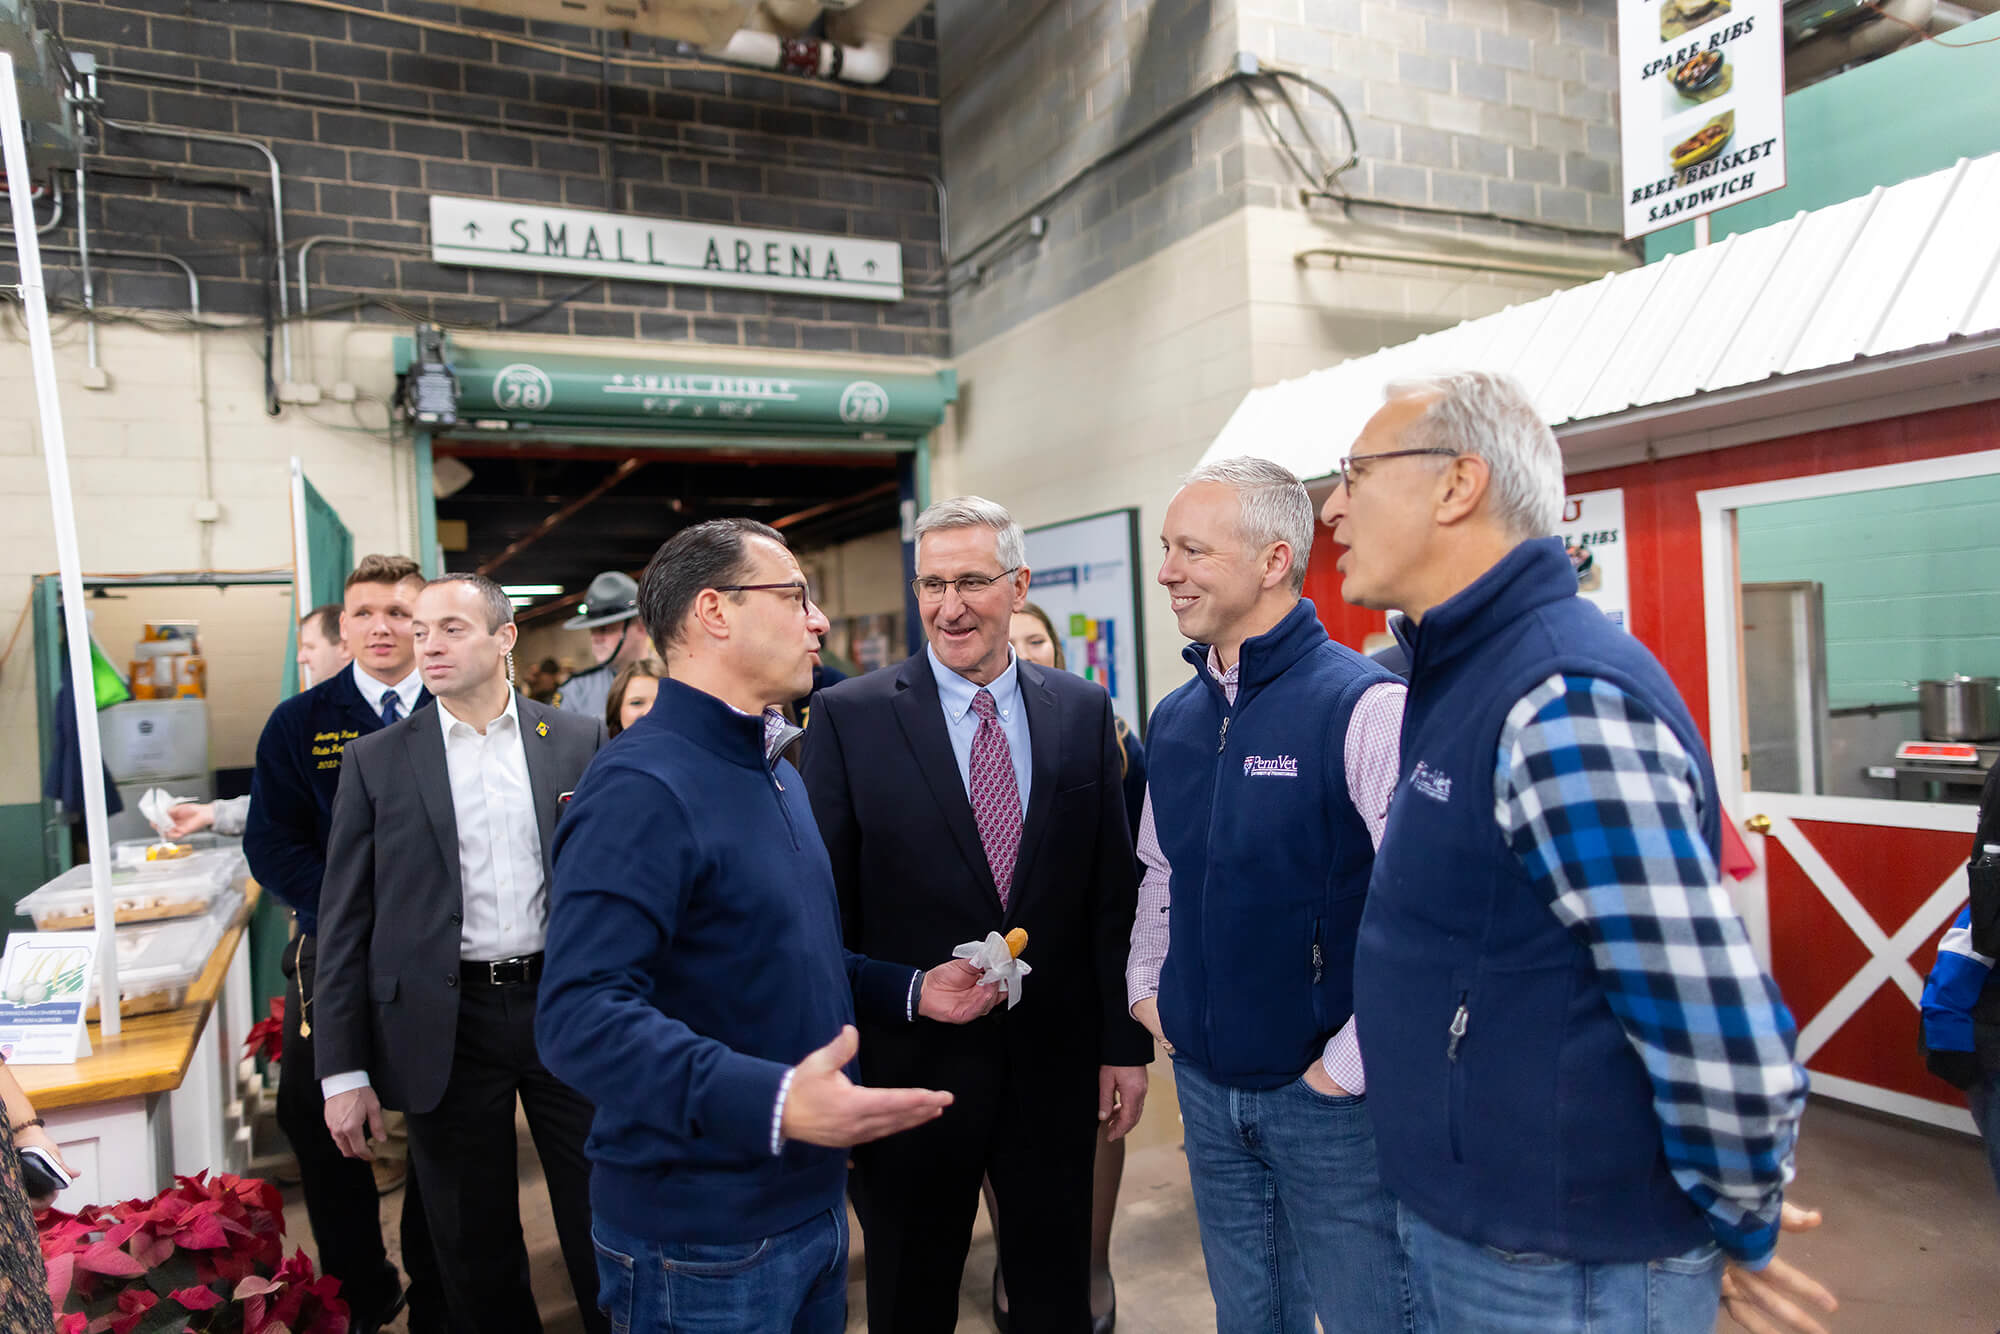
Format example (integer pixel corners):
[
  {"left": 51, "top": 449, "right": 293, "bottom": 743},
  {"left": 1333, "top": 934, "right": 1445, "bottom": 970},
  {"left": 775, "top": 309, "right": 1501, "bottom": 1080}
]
[{"left": 1201, "top": 153, "right": 2000, "bottom": 480}]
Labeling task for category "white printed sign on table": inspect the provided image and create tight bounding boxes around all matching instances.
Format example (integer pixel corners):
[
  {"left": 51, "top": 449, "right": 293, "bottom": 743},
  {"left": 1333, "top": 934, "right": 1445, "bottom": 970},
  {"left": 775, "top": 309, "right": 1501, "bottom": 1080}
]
[
  {"left": 0, "top": 932, "right": 95, "bottom": 1064},
  {"left": 1560, "top": 488, "right": 1632, "bottom": 632},
  {"left": 1617, "top": 0, "right": 1787, "bottom": 237}
]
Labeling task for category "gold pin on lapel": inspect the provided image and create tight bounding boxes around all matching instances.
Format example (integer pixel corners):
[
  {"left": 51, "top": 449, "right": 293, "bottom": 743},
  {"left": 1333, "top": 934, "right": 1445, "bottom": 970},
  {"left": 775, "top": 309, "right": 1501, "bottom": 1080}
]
[{"left": 536, "top": 721, "right": 549, "bottom": 737}]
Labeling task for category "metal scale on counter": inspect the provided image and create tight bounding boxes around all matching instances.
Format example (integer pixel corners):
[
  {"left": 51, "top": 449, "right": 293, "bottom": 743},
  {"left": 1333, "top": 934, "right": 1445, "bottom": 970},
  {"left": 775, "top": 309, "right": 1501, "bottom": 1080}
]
[{"left": 1869, "top": 675, "right": 2000, "bottom": 802}]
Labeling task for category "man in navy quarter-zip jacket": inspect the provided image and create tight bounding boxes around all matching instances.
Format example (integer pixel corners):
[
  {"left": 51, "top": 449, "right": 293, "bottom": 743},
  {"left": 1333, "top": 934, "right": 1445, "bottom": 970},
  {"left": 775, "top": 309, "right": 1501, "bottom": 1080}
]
[{"left": 536, "top": 517, "right": 1001, "bottom": 1334}]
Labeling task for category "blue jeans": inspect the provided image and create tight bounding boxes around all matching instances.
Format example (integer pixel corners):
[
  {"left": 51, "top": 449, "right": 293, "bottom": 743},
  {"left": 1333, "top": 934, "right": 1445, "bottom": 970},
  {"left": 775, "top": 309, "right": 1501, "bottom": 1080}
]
[
  {"left": 1968, "top": 1071, "right": 2000, "bottom": 1193},
  {"left": 589, "top": 1208, "right": 847, "bottom": 1334},
  {"left": 1174, "top": 1057, "right": 1409, "bottom": 1334},
  {"left": 1397, "top": 1202, "right": 1724, "bottom": 1334}
]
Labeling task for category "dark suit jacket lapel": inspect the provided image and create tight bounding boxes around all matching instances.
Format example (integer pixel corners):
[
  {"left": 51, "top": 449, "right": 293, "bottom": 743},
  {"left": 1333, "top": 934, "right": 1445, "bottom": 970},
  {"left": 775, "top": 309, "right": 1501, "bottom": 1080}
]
[
  {"left": 517, "top": 698, "right": 561, "bottom": 877},
  {"left": 1008, "top": 661, "right": 1062, "bottom": 917},
  {"left": 890, "top": 654, "right": 997, "bottom": 900},
  {"left": 404, "top": 705, "right": 464, "bottom": 903}
]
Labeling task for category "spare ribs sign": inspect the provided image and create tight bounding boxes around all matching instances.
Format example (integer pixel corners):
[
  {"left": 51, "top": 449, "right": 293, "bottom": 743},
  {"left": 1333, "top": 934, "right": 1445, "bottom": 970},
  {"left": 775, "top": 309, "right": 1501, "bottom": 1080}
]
[
  {"left": 429, "top": 195, "right": 905, "bottom": 302},
  {"left": 1616, "top": 0, "right": 1787, "bottom": 237}
]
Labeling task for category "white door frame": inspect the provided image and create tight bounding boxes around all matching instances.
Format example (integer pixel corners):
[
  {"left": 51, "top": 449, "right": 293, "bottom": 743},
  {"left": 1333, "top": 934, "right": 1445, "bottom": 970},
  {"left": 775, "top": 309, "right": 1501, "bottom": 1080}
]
[{"left": 1698, "top": 448, "right": 1999, "bottom": 1130}]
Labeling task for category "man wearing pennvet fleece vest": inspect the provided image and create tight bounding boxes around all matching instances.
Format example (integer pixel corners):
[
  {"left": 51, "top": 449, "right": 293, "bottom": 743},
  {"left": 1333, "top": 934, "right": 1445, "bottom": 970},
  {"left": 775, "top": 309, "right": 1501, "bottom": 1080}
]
[
  {"left": 535, "top": 518, "right": 1000, "bottom": 1334},
  {"left": 1322, "top": 371, "right": 1835, "bottom": 1334},
  {"left": 1128, "top": 458, "right": 1409, "bottom": 1334}
]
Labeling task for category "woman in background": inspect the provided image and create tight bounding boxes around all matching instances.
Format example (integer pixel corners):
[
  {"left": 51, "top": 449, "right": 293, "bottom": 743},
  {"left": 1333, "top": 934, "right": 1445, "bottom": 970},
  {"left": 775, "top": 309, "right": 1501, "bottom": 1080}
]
[
  {"left": 987, "top": 602, "right": 1146, "bottom": 1333},
  {"left": 604, "top": 658, "right": 664, "bottom": 739}
]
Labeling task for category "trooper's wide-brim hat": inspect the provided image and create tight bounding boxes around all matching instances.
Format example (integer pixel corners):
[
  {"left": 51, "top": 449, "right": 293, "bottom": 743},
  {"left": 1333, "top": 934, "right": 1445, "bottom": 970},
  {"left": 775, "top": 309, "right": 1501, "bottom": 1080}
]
[{"left": 568, "top": 571, "right": 640, "bottom": 631}]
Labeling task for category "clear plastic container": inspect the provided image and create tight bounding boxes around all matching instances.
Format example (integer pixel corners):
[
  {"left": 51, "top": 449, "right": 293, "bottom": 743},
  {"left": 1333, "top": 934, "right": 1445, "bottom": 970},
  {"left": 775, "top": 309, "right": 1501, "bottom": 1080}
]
[
  {"left": 82, "top": 901, "right": 233, "bottom": 1020},
  {"left": 18, "top": 848, "right": 245, "bottom": 931}
]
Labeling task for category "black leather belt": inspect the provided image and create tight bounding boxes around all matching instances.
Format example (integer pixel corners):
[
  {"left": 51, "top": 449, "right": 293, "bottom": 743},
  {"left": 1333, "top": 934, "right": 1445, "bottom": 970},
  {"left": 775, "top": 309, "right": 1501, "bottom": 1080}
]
[{"left": 462, "top": 953, "right": 544, "bottom": 987}]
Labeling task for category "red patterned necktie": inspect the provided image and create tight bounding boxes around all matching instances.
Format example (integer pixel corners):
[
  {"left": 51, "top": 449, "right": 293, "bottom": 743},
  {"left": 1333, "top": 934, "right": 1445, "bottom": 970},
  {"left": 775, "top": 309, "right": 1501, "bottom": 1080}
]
[{"left": 968, "top": 688, "right": 1022, "bottom": 908}]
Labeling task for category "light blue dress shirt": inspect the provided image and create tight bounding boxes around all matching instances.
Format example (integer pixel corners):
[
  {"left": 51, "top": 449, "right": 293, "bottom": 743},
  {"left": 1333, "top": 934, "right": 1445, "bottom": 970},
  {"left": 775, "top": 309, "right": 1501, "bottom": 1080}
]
[{"left": 927, "top": 644, "right": 1032, "bottom": 814}]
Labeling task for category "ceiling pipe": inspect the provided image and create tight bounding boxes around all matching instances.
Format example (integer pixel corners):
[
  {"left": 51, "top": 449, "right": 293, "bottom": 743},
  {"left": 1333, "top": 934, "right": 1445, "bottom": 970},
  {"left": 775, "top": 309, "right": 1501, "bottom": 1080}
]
[
  {"left": 1294, "top": 244, "right": 1617, "bottom": 283},
  {"left": 703, "top": 0, "right": 928, "bottom": 86}
]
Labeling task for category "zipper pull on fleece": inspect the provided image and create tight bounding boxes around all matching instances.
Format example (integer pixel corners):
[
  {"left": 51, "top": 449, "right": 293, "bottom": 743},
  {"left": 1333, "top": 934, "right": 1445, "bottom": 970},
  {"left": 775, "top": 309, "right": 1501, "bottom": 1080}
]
[
  {"left": 1217, "top": 716, "right": 1231, "bottom": 754},
  {"left": 1447, "top": 996, "right": 1470, "bottom": 1062}
]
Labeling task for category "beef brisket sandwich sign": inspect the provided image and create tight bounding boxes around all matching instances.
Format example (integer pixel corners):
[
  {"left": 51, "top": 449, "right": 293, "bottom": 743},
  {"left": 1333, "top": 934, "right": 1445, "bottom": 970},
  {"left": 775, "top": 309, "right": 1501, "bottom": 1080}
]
[{"left": 1617, "top": 0, "right": 1787, "bottom": 237}]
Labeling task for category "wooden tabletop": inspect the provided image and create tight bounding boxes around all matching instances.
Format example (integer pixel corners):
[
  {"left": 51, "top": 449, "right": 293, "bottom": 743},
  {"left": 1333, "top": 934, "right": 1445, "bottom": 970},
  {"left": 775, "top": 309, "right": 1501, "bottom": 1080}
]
[{"left": 16, "top": 882, "right": 263, "bottom": 1111}]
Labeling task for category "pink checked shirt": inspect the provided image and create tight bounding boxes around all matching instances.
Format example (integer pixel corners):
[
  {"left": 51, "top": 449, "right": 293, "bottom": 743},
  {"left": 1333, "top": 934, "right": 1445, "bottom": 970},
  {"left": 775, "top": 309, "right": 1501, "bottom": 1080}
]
[{"left": 1127, "top": 646, "right": 1404, "bottom": 1093}]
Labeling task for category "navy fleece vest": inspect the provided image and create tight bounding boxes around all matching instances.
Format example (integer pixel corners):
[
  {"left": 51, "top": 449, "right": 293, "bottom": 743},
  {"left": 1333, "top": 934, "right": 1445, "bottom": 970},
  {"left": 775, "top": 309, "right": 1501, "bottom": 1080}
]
[
  {"left": 1151, "top": 600, "right": 1394, "bottom": 1088},
  {"left": 1355, "top": 538, "right": 1720, "bottom": 1263}
]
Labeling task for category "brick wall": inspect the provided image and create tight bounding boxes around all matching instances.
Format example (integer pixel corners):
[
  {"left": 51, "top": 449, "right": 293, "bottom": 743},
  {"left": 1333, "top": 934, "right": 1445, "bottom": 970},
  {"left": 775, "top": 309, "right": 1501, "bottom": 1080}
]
[
  {"left": 938, "top": 0, "right": 1248, "bottom": 352},
  {"left": 1236, "top": 0, "right": 1625, "bottom": 239},
  {"left": 22, "top": 0, "right": 948, "bottom": 357},
  {"left": 938, "top": 0, "right": 1629, "bottom": 354}
]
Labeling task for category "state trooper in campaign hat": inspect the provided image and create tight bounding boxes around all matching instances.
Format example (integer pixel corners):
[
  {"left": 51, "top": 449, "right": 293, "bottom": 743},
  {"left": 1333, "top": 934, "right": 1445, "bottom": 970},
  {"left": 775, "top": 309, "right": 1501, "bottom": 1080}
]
[{"left": 555, "top": 570, "right": 651, "bottom": 721}]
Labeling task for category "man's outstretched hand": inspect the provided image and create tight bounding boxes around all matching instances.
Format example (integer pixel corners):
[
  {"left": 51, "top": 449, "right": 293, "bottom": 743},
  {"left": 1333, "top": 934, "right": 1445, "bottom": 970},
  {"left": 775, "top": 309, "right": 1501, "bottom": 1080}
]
[
  {"left": 781, "top": 1025, "right": 953, "bottom": 1149},
  {"left": 917, "top": 958, "right": 1002, "bottom": 1024},
  {"left": 1720, "top": 1202, "right": 1837, "bottom": 1334}
]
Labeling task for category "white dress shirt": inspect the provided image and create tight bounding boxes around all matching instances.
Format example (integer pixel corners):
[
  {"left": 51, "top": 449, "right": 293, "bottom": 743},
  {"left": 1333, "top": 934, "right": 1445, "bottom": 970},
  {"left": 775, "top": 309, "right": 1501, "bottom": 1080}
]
[
  {"left": 349, "top": 659, "right": 423, "bottom": 719},
  {"left": 927, "top": 645, "right": 1033, "bottom": 812},
  {"left": 323, "top": 690, "right": 547, "bottom": 1101},
  {"left": 443, "top": 691, "right": 549, "bottom": 962}
]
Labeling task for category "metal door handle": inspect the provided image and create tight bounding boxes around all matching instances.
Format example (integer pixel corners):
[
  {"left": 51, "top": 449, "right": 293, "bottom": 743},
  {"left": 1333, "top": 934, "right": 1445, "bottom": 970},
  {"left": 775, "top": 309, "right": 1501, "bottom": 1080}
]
[{"left": 1745, "top": 814, "right": 1771, "bottom": 834}]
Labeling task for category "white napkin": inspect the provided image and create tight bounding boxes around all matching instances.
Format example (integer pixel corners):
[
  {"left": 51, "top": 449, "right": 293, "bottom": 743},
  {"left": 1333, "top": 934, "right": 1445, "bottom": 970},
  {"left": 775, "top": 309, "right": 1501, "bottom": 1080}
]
[
  {"left": 952, "top": 931, "right": 1031, "bottom": 1009},
  {"left": 137, "top": 787, "right": 198, "bottom": 841}
]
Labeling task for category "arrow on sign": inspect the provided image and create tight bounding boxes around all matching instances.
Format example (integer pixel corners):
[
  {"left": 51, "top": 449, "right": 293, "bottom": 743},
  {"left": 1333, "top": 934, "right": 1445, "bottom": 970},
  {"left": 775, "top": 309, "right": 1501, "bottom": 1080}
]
[{"left": 463, "top": 221, "right": 482, "bottom": 238}]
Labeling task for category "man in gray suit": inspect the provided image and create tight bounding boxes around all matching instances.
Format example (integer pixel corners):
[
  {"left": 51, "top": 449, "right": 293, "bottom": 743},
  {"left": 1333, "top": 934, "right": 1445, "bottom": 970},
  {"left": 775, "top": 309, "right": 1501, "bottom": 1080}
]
[{"left": 315, "top": 572, "right": 609, "bottom": 1334}]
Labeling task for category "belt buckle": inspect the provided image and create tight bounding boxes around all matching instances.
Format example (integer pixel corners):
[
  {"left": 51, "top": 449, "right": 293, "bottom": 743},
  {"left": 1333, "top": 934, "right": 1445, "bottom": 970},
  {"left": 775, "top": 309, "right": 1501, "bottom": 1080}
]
[{"left": 488, "top": 957, "right": 528, "bottom": 986}]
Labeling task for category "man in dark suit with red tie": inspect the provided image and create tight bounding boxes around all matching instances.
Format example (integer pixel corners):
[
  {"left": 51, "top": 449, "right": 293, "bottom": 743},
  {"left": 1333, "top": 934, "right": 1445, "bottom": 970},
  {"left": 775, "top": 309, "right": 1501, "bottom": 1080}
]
[{"left": 800, "top": 497, "right": 1154, "bottom": 1334}]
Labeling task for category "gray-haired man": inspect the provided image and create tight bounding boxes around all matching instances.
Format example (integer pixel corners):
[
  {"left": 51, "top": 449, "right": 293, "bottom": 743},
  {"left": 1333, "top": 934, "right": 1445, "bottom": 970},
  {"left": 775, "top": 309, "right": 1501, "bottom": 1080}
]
[
  {"left": 1128, "top": 458, "right": 1409, "bottom": 1333},
  {"left": 801, "top": 497, "right": 1152, "bottom": 1332}
]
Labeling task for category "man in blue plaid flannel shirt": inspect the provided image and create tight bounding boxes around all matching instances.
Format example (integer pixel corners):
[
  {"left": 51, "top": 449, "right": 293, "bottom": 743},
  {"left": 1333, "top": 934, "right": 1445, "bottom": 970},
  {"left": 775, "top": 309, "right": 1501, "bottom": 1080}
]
[{"left": 1322, "top": 371, "right": 1836, "bottom": 1334}]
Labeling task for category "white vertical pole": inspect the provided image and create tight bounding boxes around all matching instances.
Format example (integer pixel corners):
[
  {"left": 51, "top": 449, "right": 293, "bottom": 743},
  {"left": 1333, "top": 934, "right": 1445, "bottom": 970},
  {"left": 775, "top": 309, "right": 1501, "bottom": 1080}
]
[
  {"left": 3, "top": 53, "right": 122, "bottom": 1036},
  {"left": 1694, "top": 214, "right": 1712, "bottom": 249}
]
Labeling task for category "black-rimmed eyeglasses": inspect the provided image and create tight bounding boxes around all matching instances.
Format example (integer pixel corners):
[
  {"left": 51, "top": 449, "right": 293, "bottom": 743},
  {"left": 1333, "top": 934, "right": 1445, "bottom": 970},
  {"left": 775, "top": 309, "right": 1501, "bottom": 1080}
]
[
  {"left": 910, "top": 568, "right": 1020, "bottom": 603},
  {"left": 715, "top": 581, "right": 814, "bottom": 610},
  {"left": 1333, "top": 448, "right": 1459, "bottom": 492}
]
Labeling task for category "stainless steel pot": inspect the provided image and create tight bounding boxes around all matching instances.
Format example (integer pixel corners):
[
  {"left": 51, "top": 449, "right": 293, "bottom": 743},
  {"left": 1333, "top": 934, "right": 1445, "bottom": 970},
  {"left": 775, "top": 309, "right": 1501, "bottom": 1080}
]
[{"left": 1913, "top": 675, "right": 2000, "bottom": 741}]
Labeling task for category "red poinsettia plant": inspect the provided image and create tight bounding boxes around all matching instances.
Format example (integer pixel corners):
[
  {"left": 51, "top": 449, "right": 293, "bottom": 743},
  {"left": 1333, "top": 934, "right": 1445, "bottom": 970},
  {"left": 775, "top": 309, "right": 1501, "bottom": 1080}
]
[
  {"left": 38, "top": 1171, "right": 348, "bottom": 1333},
  {"left": 242, "top": 996, "right": 285, "bottom": 1065}
]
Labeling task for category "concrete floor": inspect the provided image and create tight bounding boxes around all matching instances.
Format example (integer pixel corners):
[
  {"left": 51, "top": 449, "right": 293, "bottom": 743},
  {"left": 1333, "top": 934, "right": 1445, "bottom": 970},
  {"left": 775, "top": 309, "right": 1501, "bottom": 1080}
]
[{"left": 282, "top": 1095, "right": 2000, "bottom": 1333}]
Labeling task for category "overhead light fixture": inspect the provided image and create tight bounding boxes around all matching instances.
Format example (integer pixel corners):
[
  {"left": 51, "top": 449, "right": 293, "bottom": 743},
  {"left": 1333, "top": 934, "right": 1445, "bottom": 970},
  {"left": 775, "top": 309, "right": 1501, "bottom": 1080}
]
[
  {"left": 501, "top": 584, "right": 563, "bottom": 596},
  {"left": 508, "top": 596, "right": 536, "bottom": 607}
]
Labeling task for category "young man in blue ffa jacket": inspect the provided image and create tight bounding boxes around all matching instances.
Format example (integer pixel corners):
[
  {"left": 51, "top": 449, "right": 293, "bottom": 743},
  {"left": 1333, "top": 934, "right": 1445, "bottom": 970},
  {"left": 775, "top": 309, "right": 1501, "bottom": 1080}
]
[
  {"left": 1324, "top": 372, "right": 1835, "bottom": 1334},
  {"left": 243, "top": 554, "right": 441, "bottom": 1334},
  {"left": 1128, "top": 460, "right": 1407, "bottom": 1334},
  {"left": 536, "top": 518, "right": 1002, "bottom": 1334}
]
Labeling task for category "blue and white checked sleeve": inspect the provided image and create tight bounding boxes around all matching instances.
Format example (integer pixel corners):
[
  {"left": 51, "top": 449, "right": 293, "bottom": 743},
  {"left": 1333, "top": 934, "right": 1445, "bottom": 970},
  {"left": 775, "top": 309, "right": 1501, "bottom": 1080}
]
[{"left": 1496, "top": 673, "right": 1808, "bottom": 1269}]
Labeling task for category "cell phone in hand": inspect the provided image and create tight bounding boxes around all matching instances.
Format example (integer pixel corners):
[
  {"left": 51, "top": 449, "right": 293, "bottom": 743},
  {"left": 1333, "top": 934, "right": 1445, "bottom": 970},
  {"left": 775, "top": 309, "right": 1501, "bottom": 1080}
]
[{"left": 19, "top": 1143, "right": 72, "bottom": 1199}]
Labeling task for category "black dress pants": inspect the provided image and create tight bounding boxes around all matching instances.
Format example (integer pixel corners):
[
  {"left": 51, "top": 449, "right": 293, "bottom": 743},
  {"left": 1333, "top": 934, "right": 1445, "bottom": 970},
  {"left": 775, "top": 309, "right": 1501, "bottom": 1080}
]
[
  {"left": 403, "top": 970, "right": 606, "bottom": 1334},
  {"left": 850, "top": 1039, "right": 1097, "bottom": 1334},
  {"left": 279, "top": 933, "right": 444, "bottom": 1331}
]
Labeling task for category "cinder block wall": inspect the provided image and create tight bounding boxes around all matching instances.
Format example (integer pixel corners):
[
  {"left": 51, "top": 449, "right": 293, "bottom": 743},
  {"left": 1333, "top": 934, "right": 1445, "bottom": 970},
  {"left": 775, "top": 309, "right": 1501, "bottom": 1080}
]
[{"left": 28, "top": 0, "right": 949, "bottom": 356}]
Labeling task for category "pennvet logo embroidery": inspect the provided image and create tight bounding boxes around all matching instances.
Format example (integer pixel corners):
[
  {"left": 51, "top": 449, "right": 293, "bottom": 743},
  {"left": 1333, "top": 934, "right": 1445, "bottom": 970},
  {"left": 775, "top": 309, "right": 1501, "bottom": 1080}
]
[
  {"left": 1242, "top": 755, "right": 1299, "bottom": 778},
  {"left": 1410, "top": 761, "right": 1453, "bottom": 803}
]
